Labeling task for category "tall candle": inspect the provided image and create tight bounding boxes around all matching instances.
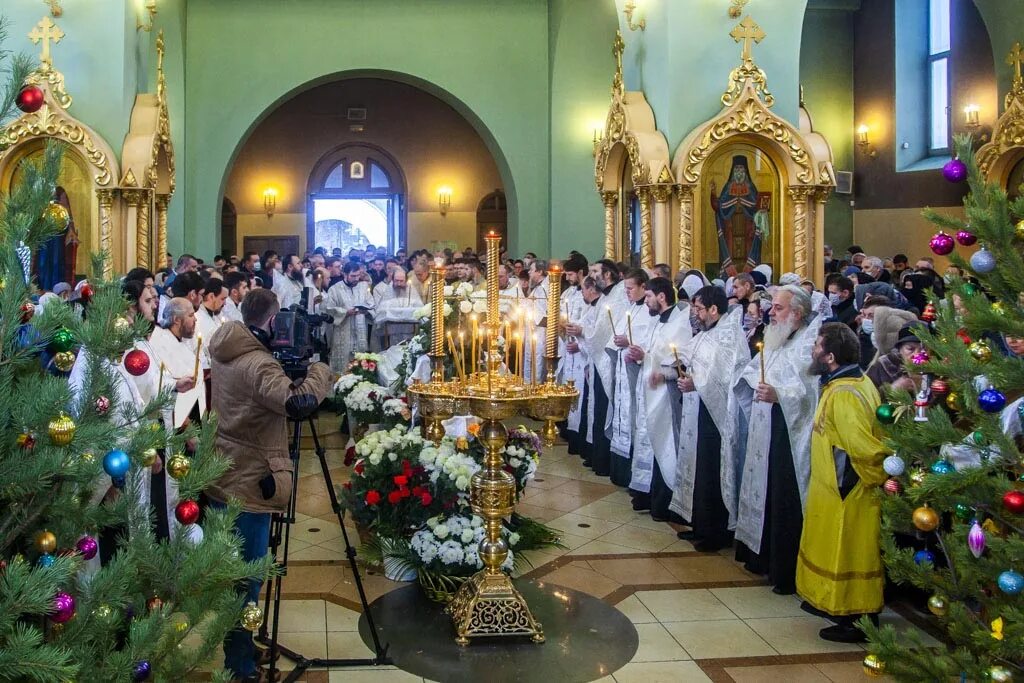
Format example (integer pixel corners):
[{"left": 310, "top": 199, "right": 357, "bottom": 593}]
[
  {"left": 158, "top": 361, "right": 165, "bottom": 394},
  {"left": 514, "top": 332, "right": 523, "bottom": 382},
  {"left": 606, "top": 305, "right": 615, "bottom": 334},
  {"left": 192, "top": 334, "right": 203, "bottom": 381},
  {"left": 459, "top": 330, "right": 466, "bottom": 370},
  {"left": 470, "top": 314, "right": 478, "bottom": 371},
  {"left": 546, "top": 265, "right": 561, "bottom": 374},
  {"left": 757, "top": 341, "right": 766, "bottom": 384},
  {"left": 429, "top": 264, "right": 446, "bottom": 358},
  {"left": 530, "top": 332, "right": 538, "bottom": 385},
  {"left": 670, "top": 344, "right": 681, "bottom": 377},
  {"left": 447, "top": 332, "right": 465, "bottom": 381}
]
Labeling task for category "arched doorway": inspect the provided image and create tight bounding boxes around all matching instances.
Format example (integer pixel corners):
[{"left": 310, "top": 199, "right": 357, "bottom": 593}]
[
  {"left": 475, "top": 189, "right": 506, "bottom": 254},
  {"left": 306, "top": 143, "right": 407, "bottom": 255},
  {"left": 221, "top": 196, "right": 237, "bottom": 256}
]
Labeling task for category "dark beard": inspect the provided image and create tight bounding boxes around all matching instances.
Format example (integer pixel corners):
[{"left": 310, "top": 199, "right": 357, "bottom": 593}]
[
  {"left": 289, "top": 270, "right": 304, "bottom": 282},
  {"left": 808, "top": 356, "right": 830, "bottom": 376}
]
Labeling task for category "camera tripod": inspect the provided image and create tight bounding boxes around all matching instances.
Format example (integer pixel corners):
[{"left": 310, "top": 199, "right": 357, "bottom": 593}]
[{"left": 257, "top": 413, "right": 392, "bottom": 681}]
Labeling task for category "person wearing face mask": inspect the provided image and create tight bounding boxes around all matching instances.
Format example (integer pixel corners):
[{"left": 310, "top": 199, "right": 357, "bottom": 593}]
[
  {"left": 827, "top": 276, "right": 857, "bottom": 329},
  {"left": 856, "top": 294, "right": 891, "bottom": 370},
  {"left": 743, "top": 294, "right": 766, "bottom": 354}
]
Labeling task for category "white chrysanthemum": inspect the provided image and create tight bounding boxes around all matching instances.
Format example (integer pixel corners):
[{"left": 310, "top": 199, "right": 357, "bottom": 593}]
[
  {"left": 433, "top": 524, "right": 450, "bottom": 539},
  {"left": 456, "top": 282, "right": 474, "bottom": 297},
  {"left": 455, "top": 475, "right": 469, "bottom": 490},
  {"left": 472, "top": 300, "right": 487, "bottom": 314},
  {"left": 439, "top": 540, "right": 465, "bottom": 565},
  {"left": 460, "top": 528, "right": 475, "bottom": 544},
  {"left": 368, "top": 453, "right": 382, "bottom": 466},
  {"left": 471, "top": 516, "right": 483, "bottom": 528}
]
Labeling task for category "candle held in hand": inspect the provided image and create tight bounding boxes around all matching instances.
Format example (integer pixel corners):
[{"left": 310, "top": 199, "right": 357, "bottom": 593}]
[
  {"left": 193, "top": 334, "right": 203, "bottom": 381},
  {"left": 757, "top": 341, "right": 765, "bottom": 384}
]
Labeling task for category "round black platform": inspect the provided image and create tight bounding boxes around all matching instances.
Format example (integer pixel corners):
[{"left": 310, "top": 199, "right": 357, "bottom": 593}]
[{"left": 358, "top": 579, "right": 638, "bottom": 683}]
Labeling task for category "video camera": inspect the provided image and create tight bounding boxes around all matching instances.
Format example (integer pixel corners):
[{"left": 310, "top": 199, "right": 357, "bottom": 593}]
[{"left": 270, "top": 290, "right": 333, "bottom": 376}]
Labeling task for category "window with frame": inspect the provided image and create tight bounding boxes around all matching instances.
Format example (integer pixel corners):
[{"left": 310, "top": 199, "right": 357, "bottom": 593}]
[{"left": 928, "top": 0, "right": 951, "bottom": 154}]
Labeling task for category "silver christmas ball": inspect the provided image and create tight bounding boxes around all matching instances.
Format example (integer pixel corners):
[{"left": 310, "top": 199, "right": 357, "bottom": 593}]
[{"left": 970, "top": 247, "right": 997, "bottom": 274}]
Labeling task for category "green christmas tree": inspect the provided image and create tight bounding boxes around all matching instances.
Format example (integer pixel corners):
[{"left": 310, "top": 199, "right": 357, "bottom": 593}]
[
  {"left": 862, "top": 134, "right": 1024, "bottom": 681},
  {"left": 0, "top": 19, "right": 268, "bottom": 682}
]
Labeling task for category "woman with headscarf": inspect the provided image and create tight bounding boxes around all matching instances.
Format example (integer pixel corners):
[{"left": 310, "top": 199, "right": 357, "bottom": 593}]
[{"left": 900, "top": 273, "right": 933, "bottom": 316}]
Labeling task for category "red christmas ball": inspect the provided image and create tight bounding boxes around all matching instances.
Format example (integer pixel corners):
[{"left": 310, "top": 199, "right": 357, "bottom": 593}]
[
  {"left": 174, "top": 500, "right": 200, "bottom": 525},
  {"left": 883, "top": 478, "right": 903, "bottom": 496},
  {"left": 79, "top": 283, "right": 93, "bottom": 302},
  {"left": 1003, "top": 490, "right": 1024, "bottom": 515},
  {"left": 930, "top": 378, "right": 949, "bottom": 397},
  {"left": 19, "top": 302, "right": 35, "bottom": 323},
  {"left": 123, "top": 349, "right": 150, "bottom": 376},
  {"left": 16, "top": 85, "right": 44, "bottom": 114}
]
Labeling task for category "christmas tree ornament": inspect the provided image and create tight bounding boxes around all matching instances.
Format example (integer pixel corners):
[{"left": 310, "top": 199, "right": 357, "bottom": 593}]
[
  {"left": 972, "top": 430, "right": 987, "bottom": 445},
  {"left": 1016, "top": 218, "right": 1024, "bottom": 240},
  {"left": 133, "top": 660, "right": 151, "bottom": 681},
  {"left": 15, "top": 85, "right": 44, "bottom": 113},
  {"left": 92, "top": 604, "right": 114, "bottom": 621},
  {"left": 111, "top": 476, "right": 126, "bottom": 489},
  {"left": 921, "top": 302, "right": 938, "bottom": 323},
  {"left": 930, "top": 460, "right": 954, "bottom": 475},
  {"left": 35, "top": 529, "right": 57, "bottom": 554},
  {"left": 969, "top": 521, "right": 986, "bottom": 558},
  {"left": 956, "top": 328, "right": 972, "bottom": 344},
  {"left": 955, "top": 228, "right": 977, "bottom": 246},
  {"left": 139, "top": 447, "right": 157, "bottom": 467},
  {"left": 979, "top": 387, "right": 1007, "bottom": 413},
  {"left": 146, "top": 595, "right": 163, "bottom": 612},
  {"left": 79, "top": 451, "right": 95, "bottom": 464},
  {"left": 79, "top": 282, "right": 93, "bottom": 302},
  {"left": 913, "top": 506, "right": 940, "bottom": 532},
  {"left": 75, "top": 535, "right": 98, "bottom": 560},
  {"left": 862, "top": 653, "right": 885, "bottom": 678},
  {"left": 102, "top": 449, "right": 130, "bottom": 478},
  {"left": 43, "top": 201, "right": 69, "bottom": 229},
  {"left": 240, "top": 601, "right": 264, "bottom": 631},
  {"left": 19, "top": 301, "right": 35, "bottom": 323},
  {"left": 53, "top": 351, "right": 76, "bottom": 372},
  {"left": 171, "top": 612, "right": 190, "bottom": 633},
  {"left": 51, "top": 591, "right": 76, "bottom": 623},
  {"left": 930, "top": 378, "right": 949, "bottom": 397},
  {"left": 883, "top": 455, "right": 905, "bottom": 476},
  {"left": 992, "top": 300, "right": 1006, "bottom": 315},
  {"left": 174, "top": 499, "right": 200, "bottom": 525},
  {"left": 969, "top": 341, "right": 993, "bottom": 363},
  {"left": 929, "top": 231, "right": 955, "bottom": 255},
  {"left": 123, "top": 349, "right": 150, "bottom": 376},
  {"left": 49, "top": 327, "right": 75, "bottom": 353},
  {"left": 16, "top": 431, "right": 35, "bottom": 450},
  {"left": 38, "top": 553, "right": 55, "bottom": 568},
  {"left": 911, "top": 350, "right": 930, "bottom": 366},
  {"left": 955, "top": 503, "right": 973, "bottom": 522},
  {"left": 883, "top": 477, "right": 902, "bottom": 495},
  {"left": 970, "top": 247, "right": 997, "bottom": 274},
  {"left": 113, "top": 317, "right": 131, "bottom": 333},
  {"left": 997, "top": 570, "right": 1024, "bottom": 595},
  {"left": 927, "top": 594, "right": 948, "bottom": 616},
  {"left": 988, "top": 665, "right": 1013, "bottom": 683},
  {"left": 48, "top": 412, "right": 75, "bottom": 446},
  {"left": 909, "top": 468, "right": 926, "bottom": 487},
  {"left": 875, "top": 402, "right": 896, "bottom": 424},
  {"left": 913, "top": 549, "right": 935, "bottom": 565},
  {"left": 184, "top": 523, "right": 204, "bottom": 546},
  {"left": 945, "top": 392, "right": 960, "bottom": 411},
  {"left": 1003, "top": 490, "right": 1024, "bottom": 514},
  {"left": 93, "top": 393, "right": 111, "bottom": 413},
  {"left": 942, "top": 157, "right": 967, "bottom": 182},
  {"left": 167, "top": 453, "right": 190, "bottom": 480}
]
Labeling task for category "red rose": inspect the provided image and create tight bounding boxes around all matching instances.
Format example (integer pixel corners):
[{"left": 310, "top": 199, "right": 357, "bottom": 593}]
[
  {"left": 393, "top": 475, "right": 408, "bottom": 486},
  {"left": 368, "top": 362, "right": 376, "bottom": 370},
  {"left": 387, "top": 490, "right": 402, "bottom": 505},
  {"left": 400, "top": 486, "right": 411, "bottom": 498},
  {"left": 344, "top": 447, "right": 356, "bottom": 466},
  {"left": 354, "top": 461, "right": 364, "bottom": 475},
  {"left": 420, "top": 492, "right": 433, "bottom": 506},
  {"left": 365, "top": 490, "right": 381, "bottom": 505},
  {"left": 412, "top": 485, "right": 424, "bottom": 497}
]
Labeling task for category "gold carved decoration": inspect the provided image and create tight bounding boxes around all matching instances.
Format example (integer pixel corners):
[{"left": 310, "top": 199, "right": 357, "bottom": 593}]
[
  {"left": 788, "top": 186, "right": 812, "bottom": 278},
  {"left": 729, "top": 0, "right": 749, "bottom": 19},
  {"left": 722, "top": 16, "right": 773, "bottom": 108},
  {"left": 677, "top": 185, "right": 695, "bottom": 272},
  {"left": 149, "top": 31, "right": 176, "bottom": 195},
  {"left": 155, "top": 194, "right": 170, "bottom": 269},
  {"left": 612, "top": 30, "right": 625, "bottom": 101},
  {"left": 977, "top": 42, "right": 1024, "bottom": 182},
  {"left": 637, "top": 188, "right": 654, "bottom": 268},
  {"left": 97, "top": 189, "right": 114, "bottom": 279},
  {"left": 650, "top": 184, "right": 673, "bottom": 204},
  {"left": 601, "top": 191, "right": 618, "bottom": 259}
]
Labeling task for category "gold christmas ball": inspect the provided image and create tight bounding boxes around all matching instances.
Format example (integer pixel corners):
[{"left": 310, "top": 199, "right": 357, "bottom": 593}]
[
  {"left": 167, "top": 453, "right": 190, "bottom": 480},
  {"left": 927, "top": 594, "right": 948, "bottom": 616},
  {"left": 173, "top": 614, "right": 190, "bottom": 633},
  {"left": 862, "top": 653, "right": 885, "bottom": 678},
  {"left": 909, "top": 468, "right": 927, "bottom": 487},
  {"left": 1016, "top": 218, "right": 1024, "bottom": 240},
  {"left": 946, "top": 391, "right": 960, "bottom": 411},
  {"left": 992, "top": 300, "right": 1006, "bottom": 316},
  {"left": 969, "top": 341, "right": 993, "bottom": 363},
  {"left": 54, "top": 351, "right": 76, "bottom": 372},
  {"left": 35, "top": 529, "right": 57, "bottom": 554},
  {"left": 113, "top": 318, "right": 131, "bottom": 333},
  {"left": 43, "top": 201, "right": 70, "bottom": 229},
  {"left": 240, "top": 601, "right": 264, "bottom": 631},
  {"left": 92, "top": 604, "right": 114, "bottom": 621},
  {"left": 989, "top": 665, "right": 1014, "bottom": 683},
  {"left": 48, "top": 412, "right": 76, "bottom": 446},
  {"left": 140, "top": 448, "right": 158, "bottom": 467},
  {"left": 913, "top": 505, "right": 940, "bottom": 532}
]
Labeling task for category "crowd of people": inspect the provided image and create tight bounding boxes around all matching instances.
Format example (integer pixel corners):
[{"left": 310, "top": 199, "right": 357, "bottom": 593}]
[{"left": 38, "top": 236, "right": 1024, "bottom": 678}]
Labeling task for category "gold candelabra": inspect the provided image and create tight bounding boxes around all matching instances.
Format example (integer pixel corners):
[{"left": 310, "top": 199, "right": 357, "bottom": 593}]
[{"left": 406, "top": 232, "right": 578, "bottom": 645}]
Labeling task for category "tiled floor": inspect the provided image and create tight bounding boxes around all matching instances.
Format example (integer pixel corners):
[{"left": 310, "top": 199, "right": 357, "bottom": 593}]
[{"left": 193, "top": 415, "right": 940, "bottom": 682}]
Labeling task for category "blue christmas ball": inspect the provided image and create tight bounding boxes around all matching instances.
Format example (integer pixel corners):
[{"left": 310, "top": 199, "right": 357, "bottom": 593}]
[
  {"left": 103, "top": 449, "right": 130, "bottom": 478},
  {"left": 998, "top": 570, "right": 1024, "bottom": 595},
  {"left": 111, "top": 476, "right": 126, "bottom": 489},
  {"left": 38, "top": 553, "right": 55, "bottom": 568},
  {"left": 979, "top": 387, "right": 1007, "bottom": 413},
  {"left": 914, "top": 549, "right": 935, "bottom": 565},
  {"left": 930, "top": 460, "right": 955, "bottom": 475},
  {"left": 970, "top": 247, "right": 997, "bottom": 275},
  {"left": 133, "top": 660, "right": 151, "bottom": 681}
]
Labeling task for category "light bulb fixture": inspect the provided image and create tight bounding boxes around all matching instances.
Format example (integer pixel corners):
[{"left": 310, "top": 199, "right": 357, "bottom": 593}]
[
  {"left": 438, "top": 186, "right": 452, "bottom": 216},
  {"left": 856, "top": 124, "right": 877, "bottom": 159},
  {"left": 623, "top": 1, "right": 645, "bottom": 31},
  {"left": 964, "top": 104, "right": 980, "bottom": 128},
  {"left": 137, "top": 0, "right": 157, "bottom": 32},
  {"left": 592, "top": 125, "right": 605, "bottom": 157},
  {"left": 262, "top": 187, "right": 277, "bottom": 218}
]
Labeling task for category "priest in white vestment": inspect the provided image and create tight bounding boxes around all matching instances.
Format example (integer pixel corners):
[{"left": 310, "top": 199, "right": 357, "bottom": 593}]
[
  {"left": 324, "top": 261, "right": 374, "bottom": 372},
  {"left": 557, "top": 254, "right": 590, "bottom": 453},
  {"left": 671, "top": 285, "right": 749, "bottom": 552},
  {"left": 273, "top": 255, "right": 306, "bottom": 311},
  {"left": 150, "top": 297, "right": 206, "bottom": 429},
  {"left": 585, "top": 260, "right": 628, "bottom": 477},
  {"left": 221, "top": 271, "right": 249, "bottom": 323},
  {"left": 372, "top": 267, "right": 422, "bottom": 349},
  {"left": 733, "top": 284, "right": 820, "bottom": 594}
]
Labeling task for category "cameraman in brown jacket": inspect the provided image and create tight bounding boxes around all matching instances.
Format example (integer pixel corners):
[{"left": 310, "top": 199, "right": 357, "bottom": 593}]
[{"left": 206, "top": 288, "right": 332, "bottom": 682}]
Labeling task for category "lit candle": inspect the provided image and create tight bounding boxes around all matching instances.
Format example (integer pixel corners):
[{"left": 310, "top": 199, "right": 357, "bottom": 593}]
[
  {"left": 670, "top": 344, "right": 681, "bottom": 377},
  {"left": 607, "top": 305, "right": 615, "bottom": 334},
  {"left": 626, "top": 313, "right": 633, "bottom": 346},
  {"left": 192, "top": 334, "right": 202, "bottom": 381},
  {"left": 459, "top": 330, "right": 466, "bottom": 369},
  {"left": 757, "top": 341, "right": 766, "bottom": 384},
  {"left": 514, "top": 332, "right": 523, "bottom": 382},
  {"left": 531, "top": 332, "right": 538, "bottom": 385},
  {"left": 158, "top": 361, "right": 165, "bottom": 394}
]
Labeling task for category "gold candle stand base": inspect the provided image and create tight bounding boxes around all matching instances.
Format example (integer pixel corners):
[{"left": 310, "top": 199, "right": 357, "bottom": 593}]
[{"left": 448, "top": 564, "right": 546, "bottom": 645}]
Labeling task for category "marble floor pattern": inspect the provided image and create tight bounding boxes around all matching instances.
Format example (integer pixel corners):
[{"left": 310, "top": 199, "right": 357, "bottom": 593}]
[{"left": 192, "top": 416, "right": 940, "bottom": 682}]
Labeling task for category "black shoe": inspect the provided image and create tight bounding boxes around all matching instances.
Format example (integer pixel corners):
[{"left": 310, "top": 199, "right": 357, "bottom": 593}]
[
  {"left": 693, "top": 539, "right": 727, "bottom": 553},
  {"left": 676, "top": 529, "right": 697, "bottom": 541},
  {"left": 650, "top": 514, "right": 668, "bottom": 522},
  {"left": 818, "top": 622, "right": 867, "bottom": 643},
  {"left": 771, "top": 585, "right": 796, "bottom": 596},
  {"left": 800, "top": 601, "right": 838, "bottom": 622}
]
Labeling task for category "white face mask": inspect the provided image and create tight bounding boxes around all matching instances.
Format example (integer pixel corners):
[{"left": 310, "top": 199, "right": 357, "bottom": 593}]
[
  {"left": 828, "top": 293, "right": 841, "bottom": 306},
  {"left": 861, "top": 318, "right": 874, "bottom": 334}
]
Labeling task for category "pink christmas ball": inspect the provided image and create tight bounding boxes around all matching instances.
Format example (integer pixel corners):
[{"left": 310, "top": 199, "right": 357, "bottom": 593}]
[
  {"left": 75, "top": 535, "right": 98, "bottom": 560},
  {"left": 51, "top": 591, "right": 76, "bottom": 623},
  {"left": 955, "top": 229, "right": 977, "bottom": 246},
  {"left": 911, "top": 350, "right": 930, "bottom": 366},
  {"left": 942, "top": 158, "right": 967, "bottom": 183},
  {"left": 929, "top": 231, "right": 955, "bottom": 256}
]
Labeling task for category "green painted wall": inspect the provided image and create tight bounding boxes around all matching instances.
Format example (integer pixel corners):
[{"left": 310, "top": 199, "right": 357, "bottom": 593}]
[
  {"left": 548, "top": 0, "right": 619, "bottom": 262},
  {"left": 800, "top": 8, "right": 854, "bottom": 251},
  {"left": 975, "top": 0, "right": 1024, "bottom": 108},
  {"left": 180, "top": 0, "right": 550, "bottom": 260}
]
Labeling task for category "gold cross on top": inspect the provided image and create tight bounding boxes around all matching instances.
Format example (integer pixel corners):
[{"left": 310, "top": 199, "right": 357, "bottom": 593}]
[
  {"left": 613, "top": 30, "right": 625, "bottom": 74},
  {"left": 29, "top": 16, "right": 64, "bottom": 67},
  {"left": 730, "top": 15, "right": 765, "bottom": 62},
  {"left": 1008, "top": 42, "right": 1024, "bottom": 84}
]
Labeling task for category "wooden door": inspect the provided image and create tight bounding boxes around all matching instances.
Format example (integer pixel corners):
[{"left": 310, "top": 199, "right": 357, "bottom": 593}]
[{"left": 242, "top": 236, "right": 300, "bottom": 258}]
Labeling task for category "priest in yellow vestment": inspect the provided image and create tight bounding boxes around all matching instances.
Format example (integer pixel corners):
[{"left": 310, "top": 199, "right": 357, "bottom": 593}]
[{"left": 797, "top": 322, "right": 889, "bottom": 643}]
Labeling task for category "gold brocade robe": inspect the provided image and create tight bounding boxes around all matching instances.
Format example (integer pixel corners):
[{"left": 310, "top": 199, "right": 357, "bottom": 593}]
[{"left": 796, "top": 373, "right": 888, "bottom": 616}]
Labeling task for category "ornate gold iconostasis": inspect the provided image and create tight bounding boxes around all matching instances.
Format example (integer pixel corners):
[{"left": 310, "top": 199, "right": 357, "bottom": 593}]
[
  {"left": 977, "top": 42, "right": 1024, "bottom": 199},
  {"left": 595, "top": 17, "right": 836, "bottom": 285},
  {"left": 0, "top": 17, "right": 174, "bottom": 282}
]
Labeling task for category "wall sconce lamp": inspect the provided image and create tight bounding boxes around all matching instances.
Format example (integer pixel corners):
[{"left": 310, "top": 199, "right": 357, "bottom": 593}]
[
  {"left": 964, "top": 104, "right": 980, "bottom": 129},
  {"left": 137, "top": 0, "right": 157, "bottom": 32},
  {"left": 262, "top": 187, "right": 277, "bottom": 218},
  {"left": 623, "top": 1, "right": 646, "bottom": 31},
  {"left": 592, "top": 125, "right": 604, "bottom": 157},
  {"left": 856, "top": 124, "right": 877, "bottom": 159},
  {"left": 438, "top": 186, "right": 452, "bottom": 216}
]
